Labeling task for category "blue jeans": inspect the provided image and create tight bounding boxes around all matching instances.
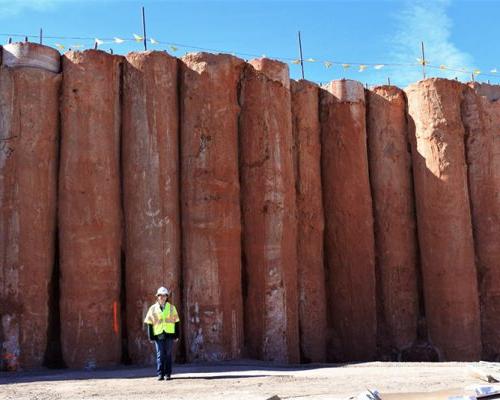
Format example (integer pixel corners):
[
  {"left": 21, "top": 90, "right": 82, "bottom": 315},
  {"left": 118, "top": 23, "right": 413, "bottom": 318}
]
[{"left": 154, "top": 337, "right": 174, "bottom": 378}]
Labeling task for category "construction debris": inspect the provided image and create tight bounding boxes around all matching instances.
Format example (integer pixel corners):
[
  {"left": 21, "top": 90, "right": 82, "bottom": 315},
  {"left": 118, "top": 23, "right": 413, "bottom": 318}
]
[
  {"left": 468, "top": 363, "right": 500, "bottom": 384},
  {"left": 356, "top": 389, "right": 382, "bottom": 399}
]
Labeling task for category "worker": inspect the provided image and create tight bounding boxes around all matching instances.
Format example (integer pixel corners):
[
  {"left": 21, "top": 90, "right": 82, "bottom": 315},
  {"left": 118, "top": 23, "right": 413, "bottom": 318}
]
[{"left": 144, "top": 286, "right": 180, "bottom": 380}]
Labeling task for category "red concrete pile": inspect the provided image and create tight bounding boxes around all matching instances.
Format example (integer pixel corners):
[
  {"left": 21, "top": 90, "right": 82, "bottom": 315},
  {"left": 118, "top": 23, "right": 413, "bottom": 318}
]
[
  {"left": 239, "top": 59, "right": 299, "bottom": 363},
  {"left": 59, "top": 50, "right": 123, "bottom": 369},
  {"left": 366, "top": 86, "right": 419, "bottom": 354},
  {"left": 406, "top": 79, "right": 481, "bottom": 360},
  {"left": 180, "top": 53, "right": 244, "bottom": 362},
  {"left": 320, "top": 80, "right": 377, "bottom": 362},
  {"left": 122, "top": 51, "right": 181, "bottom": 365},
  {"left": 0, "top": 43, "right": 60, "bottom": 370},
  {"left": 291, "top": 80, "right": 327, "bottom": 363},
  {"left": 3, "top": 42, "right": 500, "bottom": 371},
  {"left": 462, "top": 83, "right": 500, "bottom": 361}
]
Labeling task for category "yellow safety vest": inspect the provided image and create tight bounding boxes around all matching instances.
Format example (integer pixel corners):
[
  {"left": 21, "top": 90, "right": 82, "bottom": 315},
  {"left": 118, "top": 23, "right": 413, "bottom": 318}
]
[{"left": 144, "top": 302, "right": 180, "bottom": 335}]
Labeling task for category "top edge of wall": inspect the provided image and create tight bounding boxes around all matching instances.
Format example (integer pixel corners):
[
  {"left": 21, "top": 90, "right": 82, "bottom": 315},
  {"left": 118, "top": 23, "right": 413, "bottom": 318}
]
[
  {"left": 291, "top": 79, "right": 318, "bottom": 89},
  {"left": 404, "top": 77, "right": 469, "bottom": 92},
  {"left": 126, "top": 50, "right": 176, "bottom": 59},
  {"left": 323, "top": 79, "right": 365, "bottom": 102},
  {"left": 2, "top": 42, "right": 60, "bottom": 73},
  {"left": 468, "top": 81, "right": 500, "bottom": 102},
  {"left": 250, "top": 58, "right": 290, "bottom": 89},
  {"left": 369, "top": 84, "right": 403, "bottom": 92}
]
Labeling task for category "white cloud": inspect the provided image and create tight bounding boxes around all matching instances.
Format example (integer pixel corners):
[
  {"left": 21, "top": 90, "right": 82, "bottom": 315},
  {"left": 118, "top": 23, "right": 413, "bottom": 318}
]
[
  {"left": 390, "top": 0, "right": 474, "bottom": 87},
  {"left": 0, "top": 0, "right": 61, "bottom": 18}
]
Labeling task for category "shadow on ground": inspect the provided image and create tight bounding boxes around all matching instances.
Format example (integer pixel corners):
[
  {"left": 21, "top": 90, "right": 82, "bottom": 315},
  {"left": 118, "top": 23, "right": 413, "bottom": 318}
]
[{"left": 0, "top": 359, "right": 349, "bottom": 385}]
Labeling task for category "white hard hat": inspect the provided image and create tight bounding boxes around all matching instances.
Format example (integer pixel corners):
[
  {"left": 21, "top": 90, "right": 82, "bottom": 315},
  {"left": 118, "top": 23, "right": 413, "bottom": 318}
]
[{"left": 156, "top": 286, "right": 170, "bottom": 296}]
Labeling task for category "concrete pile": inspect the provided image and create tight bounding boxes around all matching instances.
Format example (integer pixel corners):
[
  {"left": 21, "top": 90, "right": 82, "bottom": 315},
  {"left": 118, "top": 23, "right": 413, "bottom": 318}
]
[
  {"left": 122, "top": 51, "right": 181, "bottom": 365},
  {"left": 320, "top": 80, "right": 377, "bottom": 362},
  {"left": 406, "top": 79, "right": 481, "bottom": 361},
  {"left": 291, "top": 79, "right": 327, "bottom": 363},
  {"left": 462, "top": 83, "right": 500, "bottom": 362},
  {"left": 239, "top": 59, "right": 299, "bottom": 363},
  {"left": 180, "top": 53, "right": 244, "bottom": 362},
  {"left": 3, "top": 42, "right": 500, "bottom": 370},
  {"left": 366, "top": 86, "right": 419, "bottom": 355},
  {"left": 59, "top": 50, "right": 123, "bottom": 369},
  {"left": 0, "top": 43, "right": 60, "bottom": 370}
]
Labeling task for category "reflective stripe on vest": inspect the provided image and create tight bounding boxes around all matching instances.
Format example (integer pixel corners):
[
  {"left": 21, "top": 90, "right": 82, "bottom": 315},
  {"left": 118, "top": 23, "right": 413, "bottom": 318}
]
[{"left": 152, "top": 303, "right": 176, "bottom": 335}]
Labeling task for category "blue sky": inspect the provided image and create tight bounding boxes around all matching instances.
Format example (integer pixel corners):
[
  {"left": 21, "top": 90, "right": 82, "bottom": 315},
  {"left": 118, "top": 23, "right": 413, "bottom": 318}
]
[{"left": 0, "top": 0, "right": 498, "bottom": 87}]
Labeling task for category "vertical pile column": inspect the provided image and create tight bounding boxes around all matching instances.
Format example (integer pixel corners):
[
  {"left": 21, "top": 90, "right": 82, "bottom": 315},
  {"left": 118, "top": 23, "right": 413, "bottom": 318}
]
[
  {"left": 240, "top": 59, "right": 299, "bottom": 363},
  {"left": 406, "top": 78, "right": 481, "bottom": 360},
  {"left": 0, "top": 43, "right": 60, "bottom": 370},
  {"left": 319, "top": 79, "right": 377, "bottom": 362},
  {"left": 59, "top": 50, "right": 122, "bottom": 368},
  {"left": 366, "top": 86, "right": 419, "bottom": 354},
  {"left": 462, "top": 83, "right": 500, "bottom": 360},
  {"left": 290, "top": 79, "right": 326, "bottom": 362},
  {"left": 180, "top": 53, "right": 244, "bottom": 361},
  {"left": 122, "top": 52, "right": 180, "bottom": 365}
]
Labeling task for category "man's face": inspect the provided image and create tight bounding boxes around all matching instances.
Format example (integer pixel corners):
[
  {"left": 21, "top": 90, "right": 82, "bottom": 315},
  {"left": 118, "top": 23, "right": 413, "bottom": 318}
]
[{"left": 158, "top": 294, "right": 167, "bottom": 306}]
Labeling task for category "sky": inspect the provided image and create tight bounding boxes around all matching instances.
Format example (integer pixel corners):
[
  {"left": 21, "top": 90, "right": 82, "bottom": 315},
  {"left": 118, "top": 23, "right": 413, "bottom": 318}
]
[{"left": 0, "top": 0, "right": 498, "bottom": 87}]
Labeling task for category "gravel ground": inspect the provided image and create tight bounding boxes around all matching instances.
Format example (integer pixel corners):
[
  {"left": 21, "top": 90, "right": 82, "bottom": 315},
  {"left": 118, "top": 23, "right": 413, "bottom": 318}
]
[{"left": 1, "top": 361, "right": 498, "bottom": 400}]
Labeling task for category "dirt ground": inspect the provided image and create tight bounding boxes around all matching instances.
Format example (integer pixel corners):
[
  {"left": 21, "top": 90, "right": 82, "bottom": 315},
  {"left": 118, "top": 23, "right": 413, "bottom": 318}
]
[{"left": 1, "top": 361, "right": 499, "bottom": 400}]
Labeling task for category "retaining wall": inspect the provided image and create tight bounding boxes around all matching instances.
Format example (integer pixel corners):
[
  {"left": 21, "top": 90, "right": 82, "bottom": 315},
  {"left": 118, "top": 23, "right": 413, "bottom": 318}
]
[{"left": 1, "top": 43, "right": 499, "bottom": 369}]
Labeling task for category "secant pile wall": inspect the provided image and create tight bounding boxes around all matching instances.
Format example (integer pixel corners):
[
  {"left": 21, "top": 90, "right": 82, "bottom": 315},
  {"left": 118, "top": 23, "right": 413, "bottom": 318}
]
[{"left": 4, "top": 43, "right": 500, "bottom": 370}]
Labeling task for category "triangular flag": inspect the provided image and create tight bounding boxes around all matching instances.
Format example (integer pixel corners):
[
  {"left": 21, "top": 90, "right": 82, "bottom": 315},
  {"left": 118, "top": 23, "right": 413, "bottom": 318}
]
[
  {"left": 491, "top": 68, "right": 498, "bottom": 73},
  {"left": 359, "top": 65, "right": 367, "bottom": 72},
  {"left": 150, "top": 38, "right": 159, "bottom": 44},
  {"left": 71, "top": 44, "right": 83, "bottom": 49},
  {"left": 95, "top": 38, "right": 104, "bottom": 46},
  {"left": 374, "top": 64, "right": 384, "bottom": 70},
  {"left": 261, "top": 54, "right": 266, "bottom": 58},
  {"left": 55, "top": 43, "right": 65, "bottom": 50},
  {"left": 170, "top": 45, "right": 178, "bottom": 52},
  {"left": 306, "top": 58, "right": 316, "bottom": 62},
  {"left": 342, "top": 63, "right": 350, "bottom": 70},
  {"left": 324, "top": 61, "right": 332, "bottom": 68},
  {"left": 417, "top": 58, "right": 427, "bottom": 65},
  {"left": 133, "top": 33, "right": 143, "bottom": 42},
  {"left": 291, "top": 59, "right": 301, "bottom": 65},
  {"left": 439, "top": 64, "right": 447, "bottom": 70},
  {"left": 114, "top": 37, "right": 125, "bottom": 44},
  {"left": 473, "top": 69, "right": 481, "bottom": 75}
]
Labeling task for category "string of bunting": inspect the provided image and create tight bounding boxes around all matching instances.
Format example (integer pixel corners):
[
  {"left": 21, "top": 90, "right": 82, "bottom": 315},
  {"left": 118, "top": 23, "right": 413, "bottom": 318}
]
[{"left": 0, "top": 32, "right": 497, "bottom": 79}]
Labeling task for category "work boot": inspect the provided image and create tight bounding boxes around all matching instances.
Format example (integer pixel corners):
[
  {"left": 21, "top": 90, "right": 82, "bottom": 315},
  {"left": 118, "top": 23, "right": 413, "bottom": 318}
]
[{"left": 158, "top": 376, "right": 165, "bottom": 381}]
